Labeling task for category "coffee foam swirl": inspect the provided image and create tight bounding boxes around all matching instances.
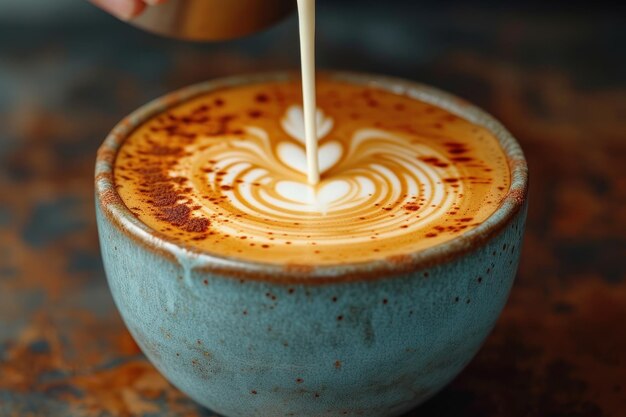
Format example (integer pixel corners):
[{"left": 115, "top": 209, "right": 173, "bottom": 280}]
[
  {"left": 188, "top": 109, "right": 460, "bottom": 245},
  {"left": 115, "top": 80, "right": 510, "bottom": 264}
]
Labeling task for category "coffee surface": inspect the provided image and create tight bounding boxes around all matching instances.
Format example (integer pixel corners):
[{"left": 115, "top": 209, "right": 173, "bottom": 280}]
[{"left": 114, "top": 79, "right": 510, "bottom": 265}]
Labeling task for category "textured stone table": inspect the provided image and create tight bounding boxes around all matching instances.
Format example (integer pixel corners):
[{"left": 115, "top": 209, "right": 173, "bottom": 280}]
[{"left": 0, "top": 2, "right": 624, "bottom": 416}]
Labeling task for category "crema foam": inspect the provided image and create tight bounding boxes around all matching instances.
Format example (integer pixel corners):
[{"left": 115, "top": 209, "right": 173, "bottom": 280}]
[{"left": 114, "top": 79, "right": 510, "bottom": 265}]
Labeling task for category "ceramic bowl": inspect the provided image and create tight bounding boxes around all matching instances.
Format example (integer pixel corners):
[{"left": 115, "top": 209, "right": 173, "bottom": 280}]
[{"left": 95, "top": 72, "right": 528, "bottom": 417}]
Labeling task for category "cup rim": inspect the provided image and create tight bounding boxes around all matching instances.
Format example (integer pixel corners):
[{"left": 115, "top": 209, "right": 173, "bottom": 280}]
[{"left": 95, "top": 71, "right": 528, "bottom": 284}]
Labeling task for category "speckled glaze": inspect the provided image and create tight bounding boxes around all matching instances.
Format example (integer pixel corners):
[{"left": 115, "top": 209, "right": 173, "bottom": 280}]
[{"left": 95, "top": 72, "right": 528, "bottom": 417}]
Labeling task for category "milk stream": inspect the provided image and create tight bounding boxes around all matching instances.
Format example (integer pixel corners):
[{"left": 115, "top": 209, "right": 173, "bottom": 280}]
[{"left": 297, "top": 0, "right": 319, "bottom": 185}]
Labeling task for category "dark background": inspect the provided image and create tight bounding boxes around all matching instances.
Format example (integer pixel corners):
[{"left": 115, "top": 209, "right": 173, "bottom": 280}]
[{"left": 0, "top": 1, "right": 625, "bottom": 416}]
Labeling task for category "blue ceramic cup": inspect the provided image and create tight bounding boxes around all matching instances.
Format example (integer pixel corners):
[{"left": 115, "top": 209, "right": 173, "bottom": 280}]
[{"left": 95, "top": 72, "right": 528, "bottom": 417}]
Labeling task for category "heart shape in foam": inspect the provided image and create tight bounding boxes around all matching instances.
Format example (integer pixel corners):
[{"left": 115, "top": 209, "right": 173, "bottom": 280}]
[
  {"left": 277, "top": 141, "right": 343, "bottom": 176},
  {"left": 281, "top": 105, "right": 334, "bottom": 144},
  {"left": 275, "top": 179, "right": 351, "bottom": 212}
]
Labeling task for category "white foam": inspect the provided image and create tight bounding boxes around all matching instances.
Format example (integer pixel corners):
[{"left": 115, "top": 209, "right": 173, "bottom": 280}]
[
  {"left": 281, "top": 105, "right": 333, "bottom": 144},
  {"left": 277, "top": 140, "right": 342, "bottom": 176}
]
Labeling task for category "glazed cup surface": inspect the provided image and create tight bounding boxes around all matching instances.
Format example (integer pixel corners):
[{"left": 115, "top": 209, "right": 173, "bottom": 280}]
[{"left": 95, "top": 72, "right": 528, "bottom": 417}]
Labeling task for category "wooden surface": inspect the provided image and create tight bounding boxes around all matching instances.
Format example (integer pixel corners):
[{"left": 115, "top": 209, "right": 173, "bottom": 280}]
[{"left": 0, "top": 3, "right": 624, "bottom": 416}]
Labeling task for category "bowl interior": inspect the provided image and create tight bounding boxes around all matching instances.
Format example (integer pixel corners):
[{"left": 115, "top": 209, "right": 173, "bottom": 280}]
[{"left": 95, "top": 71, "right": 528, "bottom": 283}]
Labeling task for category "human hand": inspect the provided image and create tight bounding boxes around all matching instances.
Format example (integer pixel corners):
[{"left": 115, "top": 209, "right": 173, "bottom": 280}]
[{"left": 89, "top": 0, "right": 168, "bottom": 20}]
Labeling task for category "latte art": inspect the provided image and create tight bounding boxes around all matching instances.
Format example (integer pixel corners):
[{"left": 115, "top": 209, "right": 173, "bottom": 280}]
[
  {"left": 115, "top": 79, "right": 510, "bottom": 264},
  {"left": 193, "top": 118, "right": 460, "bottom": 241}
]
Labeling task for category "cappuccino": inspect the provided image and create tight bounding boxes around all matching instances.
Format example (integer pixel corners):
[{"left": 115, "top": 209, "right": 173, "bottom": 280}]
[{"left": 114, "top": 78, "right": 510, "bottom": 264}]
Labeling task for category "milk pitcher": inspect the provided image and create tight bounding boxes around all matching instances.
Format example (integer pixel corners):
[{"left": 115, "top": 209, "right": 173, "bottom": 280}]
[{"left": 131, "top": 0, "right": 295, "bottom": 41}]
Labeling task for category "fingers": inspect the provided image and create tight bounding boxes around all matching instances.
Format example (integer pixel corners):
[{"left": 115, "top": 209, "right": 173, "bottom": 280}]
[{"left": 90, "top": 0, "right": 147, "bottom": 20}]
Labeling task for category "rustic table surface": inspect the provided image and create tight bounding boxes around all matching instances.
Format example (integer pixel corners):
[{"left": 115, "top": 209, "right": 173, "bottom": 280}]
[{"left": 0, "top": 2, "right": 624, "bottom": 416}]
